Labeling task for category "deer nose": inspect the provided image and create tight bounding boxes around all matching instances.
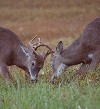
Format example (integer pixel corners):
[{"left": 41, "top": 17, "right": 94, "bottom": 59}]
[
  {"left": 30, "top": 75, "right": 37, "bottom": 81},
  {"left": 50, "top": 74, "right": 57, "bottom": 84},
  {"left": 30, "top": 76, "right": 38, "bottom": 83}
]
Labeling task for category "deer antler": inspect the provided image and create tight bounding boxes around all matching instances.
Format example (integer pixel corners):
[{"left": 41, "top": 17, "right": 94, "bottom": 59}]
[
  {"left": 29, "top": 36, "right": 54, "bottom": 59},
  {"left": 29, "top": 35, "right": 38, "bottom": 49}
]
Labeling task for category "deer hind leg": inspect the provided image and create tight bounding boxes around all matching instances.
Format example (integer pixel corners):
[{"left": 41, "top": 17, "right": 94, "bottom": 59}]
[
  {"left": 89, "top": 51, "right": 100, "bottom": 71},
  {"left": 0, "top": 64, "right": 12, "bottom": 85}
]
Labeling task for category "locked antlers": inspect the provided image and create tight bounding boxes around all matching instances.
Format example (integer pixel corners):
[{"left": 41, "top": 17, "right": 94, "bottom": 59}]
[{"left": 29, "top": 35, "right": 53, "bottom": 59}]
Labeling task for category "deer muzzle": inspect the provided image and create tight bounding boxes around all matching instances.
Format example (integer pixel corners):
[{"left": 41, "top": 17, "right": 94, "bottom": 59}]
[
  {"left": 29, "top": 67, "right": 39, "bottom": 82},
  {"left": 56, "top": 63, "right": 68, "bottom": 77},
  {"left": 50, "top": 63, "right": 68, "bottom": 83}
]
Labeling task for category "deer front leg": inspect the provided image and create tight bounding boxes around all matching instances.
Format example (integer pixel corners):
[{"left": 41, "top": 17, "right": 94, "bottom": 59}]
[
  {"left": 0, "top": 64, "right": 11, "bottom": 85},
  {"left": 76, "top": 63, "right": 89, "bottom": 75},
  {"left": 73, "top": 63, "right": 89, "bottom": 80}
]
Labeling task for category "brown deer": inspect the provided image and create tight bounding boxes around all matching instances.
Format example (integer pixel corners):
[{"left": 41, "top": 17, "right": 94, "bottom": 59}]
[
  {"left": 0, "top": 27, "right": 53, "bottom": 84},
  {"left": 50, "top": 17, "right": 100, "bottom": 82}
]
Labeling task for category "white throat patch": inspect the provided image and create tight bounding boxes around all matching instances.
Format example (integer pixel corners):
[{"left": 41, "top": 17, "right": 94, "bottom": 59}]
[{"left": 56, "top": 63, "right": 68, "bottom": 77}]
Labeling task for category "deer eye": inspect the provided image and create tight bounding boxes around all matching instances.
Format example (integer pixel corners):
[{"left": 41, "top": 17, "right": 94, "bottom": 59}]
[{"left": 32, "top": 62, "right": 35, "bottom": 66}]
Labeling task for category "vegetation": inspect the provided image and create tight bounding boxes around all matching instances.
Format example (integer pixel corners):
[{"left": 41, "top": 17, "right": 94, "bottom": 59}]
[
  {"left": 0, "top": 67, "right": 100, "bottom": 109},
  {"left": 0, "top": 0, "right": 100, "bottom": 109}
]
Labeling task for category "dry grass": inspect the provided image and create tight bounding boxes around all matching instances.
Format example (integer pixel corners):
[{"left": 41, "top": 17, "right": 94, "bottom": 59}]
[{"left": 0, "top": 0, "right": 100, "bottom": 45}]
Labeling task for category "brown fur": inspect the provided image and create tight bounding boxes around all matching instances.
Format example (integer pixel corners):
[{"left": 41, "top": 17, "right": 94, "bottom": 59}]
[
  {"left": 51, "top": 18, "right": 100, "bottom": 81},
  {"left": 0, "top": 27, "right": 44, "bottom": 84}
]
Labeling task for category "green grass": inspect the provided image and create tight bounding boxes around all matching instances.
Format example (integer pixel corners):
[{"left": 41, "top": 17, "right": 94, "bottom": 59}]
[{"left": 0, "top": 66, "right": 100, "bottom": 109}]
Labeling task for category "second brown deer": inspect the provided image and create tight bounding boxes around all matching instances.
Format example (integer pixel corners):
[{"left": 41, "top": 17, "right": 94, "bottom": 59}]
[{"left": 50, "top": 17, "right": 100, "bottom": 82}]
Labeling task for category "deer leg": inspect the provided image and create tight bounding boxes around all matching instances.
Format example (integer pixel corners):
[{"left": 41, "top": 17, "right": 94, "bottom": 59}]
[
  {"left": 89, "top": 61, "right": 98, "bottom": 71},
  {"left": 89, "top": 53, "right": 100, "bottom": 71},
  {"left": 0, "top": 64, "right": 11, "bottom": 85},
  {"left": 76, "top": 63, "right": 89, "bottom": 75},
  {"left": 73, "top": 63, "right": 89, "bottom": 80}
]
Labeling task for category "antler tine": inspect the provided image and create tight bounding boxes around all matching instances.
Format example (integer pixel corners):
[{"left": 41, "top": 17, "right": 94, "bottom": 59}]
[
  {"left": 29, "top": 35, "right": 37, "bottom": 48},
  {"left": 38, "top": 38, "right": 41, "bottom": 43},
  {"left": 29, "top": 36, "right": 54, "bottom": 58},
  {"left": 32, "top": 37, "right": 42, "bottom": 49}
]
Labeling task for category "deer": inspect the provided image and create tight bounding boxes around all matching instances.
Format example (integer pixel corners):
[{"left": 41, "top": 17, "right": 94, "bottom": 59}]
[
  {"left": 50, "top": 17, "right": 100, "bottom": 82},
  {"left": 0, "top": 27, "right": 53, "bottom": 84}
]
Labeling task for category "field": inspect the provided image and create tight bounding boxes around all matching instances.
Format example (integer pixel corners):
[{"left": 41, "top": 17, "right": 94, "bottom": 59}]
[{"left": 0, "top": 0, "right": 100, "bottom": 109}]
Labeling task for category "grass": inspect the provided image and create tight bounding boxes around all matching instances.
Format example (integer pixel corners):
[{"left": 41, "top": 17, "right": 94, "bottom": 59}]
[
  {"left": 0, "top": 0, "right": 100, "bottom": 109},
  {"left": 0, "top": 65, "right": 100, "bottom": 109},
  {"left": 0, "top": 69, "right": 100, "bottom": 109}
]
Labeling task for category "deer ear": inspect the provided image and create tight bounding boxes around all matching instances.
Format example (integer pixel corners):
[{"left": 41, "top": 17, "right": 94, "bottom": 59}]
[
  {"left": 56, "top": 41, "right": 63, "bottom": 54},
  {"left": 20, "top": 46, "right": 30, "bottom": 57}
]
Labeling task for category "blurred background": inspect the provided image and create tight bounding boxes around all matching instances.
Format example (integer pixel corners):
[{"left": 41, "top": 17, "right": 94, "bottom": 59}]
[{"left": 0, "top": 0, "right": 100, "bottom": 46}]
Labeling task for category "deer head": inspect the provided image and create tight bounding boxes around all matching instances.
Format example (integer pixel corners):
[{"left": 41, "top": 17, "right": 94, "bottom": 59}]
[
  {"left": 28, "top": 35, "right": 53, "bottom": 81},
  {"left": 50, "top": 41, "right": 68, "bottom": 82}
]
